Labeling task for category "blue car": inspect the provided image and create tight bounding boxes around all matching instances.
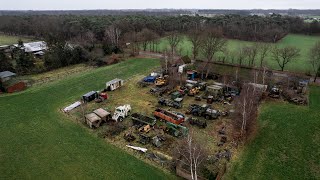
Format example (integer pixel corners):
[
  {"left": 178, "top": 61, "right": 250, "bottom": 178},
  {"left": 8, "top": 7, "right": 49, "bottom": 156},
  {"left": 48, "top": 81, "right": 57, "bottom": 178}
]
[{"left": 143, "top": 76, "right": 157, "bottom": 83}]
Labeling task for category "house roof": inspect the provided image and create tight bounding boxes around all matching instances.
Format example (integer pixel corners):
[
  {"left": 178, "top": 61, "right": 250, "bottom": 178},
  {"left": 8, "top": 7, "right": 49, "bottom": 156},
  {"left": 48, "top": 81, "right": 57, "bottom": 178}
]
[
  {"left": 93, "top": 108, "right": 110, "bottom": 118},
  {"left": 13, "top": 41, "right": 47, "bottom": 53},
  {"left": 106, "top": 78, "right": 123, "bottom": 85},
  {"left": 0, "top": 71, "right": 16, "bottom": 79},
  {"left": 85, "top": 113, "right": 101, "bottom": 123}
]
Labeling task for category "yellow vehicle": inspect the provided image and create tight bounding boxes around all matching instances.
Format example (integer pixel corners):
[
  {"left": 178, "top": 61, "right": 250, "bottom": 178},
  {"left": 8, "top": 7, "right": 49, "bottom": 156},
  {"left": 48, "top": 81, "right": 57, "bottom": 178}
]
[
  {"left": 188, "top": 87, "right": 200, "bottom": 96},
  {"left": 155, "top": 75, "right": 168, "bottom": 87}
]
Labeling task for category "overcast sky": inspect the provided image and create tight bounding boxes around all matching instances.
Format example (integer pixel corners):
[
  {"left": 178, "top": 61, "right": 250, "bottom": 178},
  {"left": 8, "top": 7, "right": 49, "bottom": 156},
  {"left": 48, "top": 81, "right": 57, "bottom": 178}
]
[{"left": 1, "top": 0, "right": 319, "bottom": 10}]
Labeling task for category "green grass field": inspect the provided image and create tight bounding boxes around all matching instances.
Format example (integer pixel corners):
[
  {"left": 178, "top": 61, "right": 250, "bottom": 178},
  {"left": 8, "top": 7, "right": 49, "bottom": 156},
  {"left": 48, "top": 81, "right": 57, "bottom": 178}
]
[
  {"left": 153, "top": 34, "right": 320, "bottom": 73},
  {"left": 0, "top": 34, "right": 33, "bottom": 45},
  {"left": 0, "top": 58, "right": 174, "bottom": 179},
  {"left": 225, "top": 86, "right": 320, "bottom": 179}
]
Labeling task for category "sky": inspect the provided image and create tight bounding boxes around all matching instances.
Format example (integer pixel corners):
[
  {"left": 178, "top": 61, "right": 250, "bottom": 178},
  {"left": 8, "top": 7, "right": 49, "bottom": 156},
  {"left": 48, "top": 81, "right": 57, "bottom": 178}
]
[{"left": 0, "top": 0, "right": 319, "bottom": 10}]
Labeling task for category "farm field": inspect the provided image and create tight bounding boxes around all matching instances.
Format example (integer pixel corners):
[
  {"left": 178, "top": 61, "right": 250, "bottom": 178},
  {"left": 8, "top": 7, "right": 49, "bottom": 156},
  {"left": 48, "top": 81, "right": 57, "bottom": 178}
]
[
  {"left": 152, "top": 34, "right": 320, "bottom": 73},
  {"left": 224, "top": 86, "right": 320, "bottom": 179},
  {"left": 0, "top": 34, "right": 34, "bottom": 45},
  {"left": 0, "top": 58, "right": 175, "bottom": 179}
]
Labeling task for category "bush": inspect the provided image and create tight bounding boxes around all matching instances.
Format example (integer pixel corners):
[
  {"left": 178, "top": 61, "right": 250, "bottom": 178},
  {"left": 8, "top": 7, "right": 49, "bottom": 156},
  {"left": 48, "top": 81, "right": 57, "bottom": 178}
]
[{"left": 107, "top": 53, "right": 121, "bottom": 65}]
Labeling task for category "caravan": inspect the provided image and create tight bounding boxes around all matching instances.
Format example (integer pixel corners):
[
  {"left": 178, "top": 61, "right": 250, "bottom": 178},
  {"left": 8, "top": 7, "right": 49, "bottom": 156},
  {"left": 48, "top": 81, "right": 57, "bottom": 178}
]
[{"left": 106, "top": 78, "right": 124, "bottom": 91}]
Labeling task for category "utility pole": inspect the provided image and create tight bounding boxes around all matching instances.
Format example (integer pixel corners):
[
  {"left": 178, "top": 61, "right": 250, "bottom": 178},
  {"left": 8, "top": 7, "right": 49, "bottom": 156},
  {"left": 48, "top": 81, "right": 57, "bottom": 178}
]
[{"left": 165, "top": 54, "right": 168, "bottom": 74}]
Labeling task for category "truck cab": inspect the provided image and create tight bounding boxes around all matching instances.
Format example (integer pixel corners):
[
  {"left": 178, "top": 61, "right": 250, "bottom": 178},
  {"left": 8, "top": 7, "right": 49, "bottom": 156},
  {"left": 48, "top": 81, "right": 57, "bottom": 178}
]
[{"left": 112, "top": 104, "right": 131, "bottom": 122}]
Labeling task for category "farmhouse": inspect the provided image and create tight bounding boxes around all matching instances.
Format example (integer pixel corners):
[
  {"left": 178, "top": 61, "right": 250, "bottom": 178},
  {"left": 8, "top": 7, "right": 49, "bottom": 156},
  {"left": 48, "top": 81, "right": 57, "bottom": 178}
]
[{"left": 106, "top": 78, "right": 124, "bottom": 91}]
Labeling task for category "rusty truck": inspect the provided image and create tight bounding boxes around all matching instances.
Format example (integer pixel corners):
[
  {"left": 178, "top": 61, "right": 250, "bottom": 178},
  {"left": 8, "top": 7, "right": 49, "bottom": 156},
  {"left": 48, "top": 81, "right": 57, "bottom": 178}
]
[{"left": 154, "top": 108, "right": 185, "bottom": 125}]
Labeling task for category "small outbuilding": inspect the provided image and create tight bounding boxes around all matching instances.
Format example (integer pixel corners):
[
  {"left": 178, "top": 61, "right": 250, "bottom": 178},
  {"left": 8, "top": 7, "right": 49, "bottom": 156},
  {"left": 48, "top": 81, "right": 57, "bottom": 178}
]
[
  {"left": 5, "top": 81, "right": 26, "bottom": 93},
  {"left": 82, "top": 91, "right": 98, "bottom": 103},
  {"left": 106, "top": 78, "right": 124, "bottom": 91},
  {"left": 85, "top": 113, "right": 102, "bottom": 129},
  {"left": 93, "top": 108, "right": 111, "bottom": 121},
  {"left": 0, "top": 71, "right": 16, "bottom": 82}
]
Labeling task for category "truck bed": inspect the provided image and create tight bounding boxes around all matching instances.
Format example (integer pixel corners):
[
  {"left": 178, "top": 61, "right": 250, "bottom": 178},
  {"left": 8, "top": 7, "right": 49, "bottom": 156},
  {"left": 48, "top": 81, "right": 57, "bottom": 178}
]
[
  {"left": 154, "top": 109, "right": 184, "bottom": 125},
  {"left": 131, "top": 113, "right": 157, "bottom": 126}
]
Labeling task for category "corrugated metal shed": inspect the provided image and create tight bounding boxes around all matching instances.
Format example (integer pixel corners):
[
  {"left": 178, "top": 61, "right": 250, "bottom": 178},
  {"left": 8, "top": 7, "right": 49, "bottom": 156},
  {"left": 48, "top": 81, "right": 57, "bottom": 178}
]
[{"left": 0, "top": 71, "right": 16, "bottom": 79}]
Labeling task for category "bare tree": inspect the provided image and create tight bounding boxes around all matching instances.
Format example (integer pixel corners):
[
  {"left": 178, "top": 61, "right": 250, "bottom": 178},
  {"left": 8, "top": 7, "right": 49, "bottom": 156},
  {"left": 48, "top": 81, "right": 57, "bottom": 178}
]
[
  {"left": 176, "top": 132, "right": 207, "bottom": 180},
  {"left": 237, "top": 46, "right": 247, "bottom": 66},
  {"left": 246, "top": 45, "right": 259, "bottom": 67},
  {"left": 124, "top": 31, "right": 140, "bottom": 56},
  {"left": 201, "top": 28, "right": 227, "bottom": 63},
  {"left": 187, "top": 29, "right": 202, "bottom": 61},
  {"left": 309, "top": 41, "right": 320, "bottom": 82},
  {"left": 233, "top": 84, "right": 262, "bottom": 139},
  {"left": 271, "top": 46, "right": 300, "bottom": 71},
  {"left": 257, "top": 43, "right": 270, "bottom": 68},
  {"left": 167, "top": 31, "right": 181, "bottom": 57},
  {"left": 71, "top": 31, "right": 96, "bottom": 50},
  {"left": 105, "top": 25, "right": 121, "bottom": 47},
  {"left": 138, "top": 28, "right": 159, "bottom": 51},
  {"left": 262, "top": 66, "right": 269, "bottom": 85}
]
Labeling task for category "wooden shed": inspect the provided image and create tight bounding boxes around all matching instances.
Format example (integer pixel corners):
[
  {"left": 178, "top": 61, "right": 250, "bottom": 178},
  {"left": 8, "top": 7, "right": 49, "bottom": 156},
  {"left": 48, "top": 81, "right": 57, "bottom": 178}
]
[
  {"left": 5, "top": 81, "right": 26, "bottom": 93},
  {"left": 93, "top": 108, "right": 111, "bottom": 121},
  {"left": 106, "top": 78, "right": 124, "bottom": 91},
  {"left": 85, "top": 113, "right": 102, "bottom": 128}
]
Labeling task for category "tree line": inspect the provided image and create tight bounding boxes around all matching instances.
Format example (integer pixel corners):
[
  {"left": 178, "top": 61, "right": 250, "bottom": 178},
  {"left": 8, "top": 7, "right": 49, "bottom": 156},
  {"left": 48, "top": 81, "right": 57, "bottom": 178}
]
[
  {"left": 0, "top": 14, "right": 319, "bottom": 78},
  {"left": 0, "top": 14, "right": 319, "bottom": 43}
]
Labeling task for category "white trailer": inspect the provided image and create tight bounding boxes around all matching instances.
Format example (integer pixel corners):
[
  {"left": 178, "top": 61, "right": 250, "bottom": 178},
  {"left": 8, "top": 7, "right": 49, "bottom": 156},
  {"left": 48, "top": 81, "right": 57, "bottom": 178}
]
[{"left": 106, "top": 78, "right": 124, "bottom": 91}]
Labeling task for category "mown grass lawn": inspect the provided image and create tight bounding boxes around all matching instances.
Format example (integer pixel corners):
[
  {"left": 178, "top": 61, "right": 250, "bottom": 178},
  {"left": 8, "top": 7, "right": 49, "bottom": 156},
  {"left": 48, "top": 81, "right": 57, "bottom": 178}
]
[
  {"left": 0, "top": 34, "right": 33, "bottom": 45},
  {"left": 0, "top": 58, "right": 175, "bottom": 179},
  {"left": 153, "top": 34, "right": 320, "bottom": 73},
  {"left": 224, "top": 86, "right": 320, "bottom": 179}
]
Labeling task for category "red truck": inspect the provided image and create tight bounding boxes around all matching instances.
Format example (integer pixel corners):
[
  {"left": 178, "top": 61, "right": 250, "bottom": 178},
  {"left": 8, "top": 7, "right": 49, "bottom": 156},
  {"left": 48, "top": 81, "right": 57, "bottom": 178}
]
[{"left": 154, "top": 108, "right": 185, "bottom": 125}]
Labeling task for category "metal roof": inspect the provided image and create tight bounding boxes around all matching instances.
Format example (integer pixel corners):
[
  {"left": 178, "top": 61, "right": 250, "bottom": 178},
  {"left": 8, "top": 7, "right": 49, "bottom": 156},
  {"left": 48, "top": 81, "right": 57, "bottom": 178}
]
[
  {"left": 106, "top": 78, "right": 123, "bottom": 85},
  {"left": 13, "top": 41, "right": 47, "bottom": 53},
  {"left": 83, "top": 91, "right": 97, "bottom": 97},
  {"left": 0, "top": 71, "right": 16, "bottom": 78}
]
